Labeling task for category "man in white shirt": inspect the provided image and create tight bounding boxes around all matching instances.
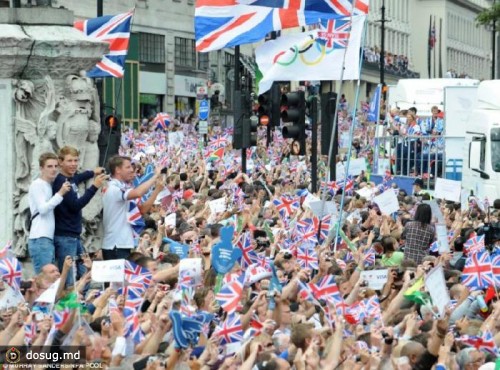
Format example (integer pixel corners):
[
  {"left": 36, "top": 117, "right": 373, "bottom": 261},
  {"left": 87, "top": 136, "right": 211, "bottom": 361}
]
[
  {"left": 28, "top": 152, "right": 71, "bottom": 274},
  {"left": 102, "top": 155, "right": 161, "bottom": 260}
]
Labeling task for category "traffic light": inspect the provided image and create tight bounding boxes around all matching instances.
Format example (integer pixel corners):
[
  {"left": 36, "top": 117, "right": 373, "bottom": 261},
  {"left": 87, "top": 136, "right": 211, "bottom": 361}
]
[
  {"left": 257, "top": 92, "right": 271, "bottom": 126},
  {"left": 98, "top": 114, "right": 121, "bottom": 168},
  {"left": 104, "top": 115, "right": 119, "bottom": 130},
  {"left": 281, "top": 91, "right": 306, "bottom": 155},
  {"left": 320, "top": 92, "right": 338, "bottom": 156},
  {"left": 241, "top": 116, "right": 258, "bottom": 148},
  {"left": 270, "top": 83, "right": 281, "bottom": 128}
]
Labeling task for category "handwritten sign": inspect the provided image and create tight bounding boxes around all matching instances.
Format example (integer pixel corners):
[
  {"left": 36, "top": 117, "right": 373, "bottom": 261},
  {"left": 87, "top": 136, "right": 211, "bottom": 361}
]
[
  {"left": 373, "top": 189, "right": 400, "bottom": 215},
  {"left": 209, "top": 197, "right": 226, "bottom": 215},
  {"left": 360, "top": 269, "right": 388, "bottom": 290},
  {"left": 91, "top": 260, "right": 125, "bottom": 283},
  {"left": 435, "top": 224, "right": 450, "bottom": 254},
  {"left": 425, "top": 265, "right": 450, "bottom": 317},
  {"left": 434, "top": 178, "right": 461, "bottom": 203}
]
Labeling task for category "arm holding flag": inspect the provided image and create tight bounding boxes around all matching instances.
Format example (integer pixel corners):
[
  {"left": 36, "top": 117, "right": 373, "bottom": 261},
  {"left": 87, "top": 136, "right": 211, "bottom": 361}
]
[{"left": 127, "top": 167, "right": 162, "bottom": 201}]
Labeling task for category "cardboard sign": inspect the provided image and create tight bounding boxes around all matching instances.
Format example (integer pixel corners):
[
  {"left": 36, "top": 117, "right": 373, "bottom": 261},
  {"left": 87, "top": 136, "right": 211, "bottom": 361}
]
[
  {"left": 360, "top": 269, "right": 388, "bottom": 290},
  {"left": 373, "top": 189, "right": 400, "bottom": 215},
  {"left": 348, "top": 158, "right": 367, "bottom": 176},
  {"left": 434, "top": 178, "right": 461, "bottom": 203},
  {"left": 356, "top": 186, "right": 378, "bottom": 199},
  {"left": 425, "top": 265, "right": 450, "bottom": 317},
  {"left": 91, "top": 260, "right": 125, "bottom": 283}
]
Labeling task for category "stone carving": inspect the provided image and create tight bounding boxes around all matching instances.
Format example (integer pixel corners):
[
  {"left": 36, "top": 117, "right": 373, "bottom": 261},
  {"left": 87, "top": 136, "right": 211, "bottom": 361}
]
[{"left": 12, "top": 73, "right": 103, "bottom": 256}]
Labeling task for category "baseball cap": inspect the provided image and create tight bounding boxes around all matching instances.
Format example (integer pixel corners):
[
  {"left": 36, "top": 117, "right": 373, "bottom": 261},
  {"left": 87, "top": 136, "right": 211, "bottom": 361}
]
[{"left": 413, "top": 178, "right": 424, "bottom": 188}]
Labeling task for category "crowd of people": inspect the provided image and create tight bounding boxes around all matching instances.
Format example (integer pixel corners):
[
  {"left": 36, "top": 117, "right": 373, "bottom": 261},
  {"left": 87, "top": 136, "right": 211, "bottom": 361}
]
[
  {"left": 1, "top": 100, "right": 500, "bottom": 370},
  {"left": 363, "top": 47, "right": 418, "bottom": 78}
]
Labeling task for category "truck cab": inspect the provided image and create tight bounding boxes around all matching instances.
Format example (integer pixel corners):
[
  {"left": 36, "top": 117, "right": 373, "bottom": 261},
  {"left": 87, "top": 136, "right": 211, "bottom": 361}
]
[{"left": 462, "top": 80, "right": 500, "bottom": 201}]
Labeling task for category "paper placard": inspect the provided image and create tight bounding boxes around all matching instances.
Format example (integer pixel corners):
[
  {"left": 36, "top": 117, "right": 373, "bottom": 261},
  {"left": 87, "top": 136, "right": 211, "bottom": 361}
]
[
  {"left": 0, "top": 283, "right": 24, "bottom": 310},
  {"left": 373, "top": 189, "right": 400, "bottom": 215},
  {"left": 347, "top": 158, "right": 367, "bottom": 176},
  {"left": 303, "top": 193, "right": 320, "bottom": 209},
  {"left": 179, "top": 258, "right": 203, "bottom": 287},
  {"left": 209, "top": 197, "right": 226, "bottom": 214},
  {"left": 425, "top": 265, "right": 450, "bottom": 317},
  {"left": 461, "top": 189, "right": 470, "bottom": 211},
  {"left": 35, "top": 279, "right": 61, "bottom": 304},
  {"left": 424, "top": 200, "right": 445, "bottom": 223},
  {"left": 165, "top": 213, "right": 177, "bottom": 228},
  {"left": 434, "top": 178, "right": 461, "bottom": 203},
  {"left": 308, "top": 201, "right": 337, "bottom": 218},
  {"left": 91, "top": 260, "right": 125, "bottom": 283},
  {"left": 356, "top": 186, "right": 378, "bottom": 199},
  {"left": 435, "top": 224, "right": 450, "bottom": 254},
  {"left": 360, "top": 269, "right": 388, "bottom": 290}
]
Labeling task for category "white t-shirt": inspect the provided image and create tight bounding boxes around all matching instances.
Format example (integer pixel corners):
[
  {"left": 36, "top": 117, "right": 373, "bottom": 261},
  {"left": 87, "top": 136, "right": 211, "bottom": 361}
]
[
  {"left": 28, "top": 178, "right": 64, "bottom": 240},
  {"left": 102, "top": 179, "right": 134, "bottom": 250}
]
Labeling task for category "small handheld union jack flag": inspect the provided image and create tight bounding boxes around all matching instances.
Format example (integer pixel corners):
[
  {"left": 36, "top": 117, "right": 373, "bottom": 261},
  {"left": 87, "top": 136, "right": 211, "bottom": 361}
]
[
  {"left": 464, "top": 235, "right": 485, "bottom": 256},
  {"left": 461, "top": 250, "right": 494, "bottom": 290},
  {"left": 296, "top": 243, "right": 319, "bottom": 270},
  {"left": 215, "top": 273, "right": 245, "bottom": 314},
  {"left": 154, "top": 112, "right": 171, "bottom": 131},
  {"left": 213, "top": 313, "right": 244, "bottom": 346},
  {"left": 0, "top": 256, "right": 22, "bottom": 289}
]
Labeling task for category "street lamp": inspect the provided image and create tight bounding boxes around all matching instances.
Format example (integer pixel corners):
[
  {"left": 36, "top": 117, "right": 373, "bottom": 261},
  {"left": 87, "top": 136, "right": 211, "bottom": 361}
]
[{"left": 377, "top": 0, "right": 390, "bottom": 99}]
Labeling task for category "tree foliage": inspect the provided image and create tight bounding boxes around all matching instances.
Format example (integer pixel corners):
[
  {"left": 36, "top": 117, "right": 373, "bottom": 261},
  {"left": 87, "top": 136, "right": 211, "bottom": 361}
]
[{"left": 476, "top": 3, "right": 500, "bottom": 26}]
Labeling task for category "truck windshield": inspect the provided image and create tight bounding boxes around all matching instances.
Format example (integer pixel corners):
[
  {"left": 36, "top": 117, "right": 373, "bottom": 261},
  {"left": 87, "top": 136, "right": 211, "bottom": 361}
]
[{"left": 492, "top": 128, "right": 500, "bottom": 172}]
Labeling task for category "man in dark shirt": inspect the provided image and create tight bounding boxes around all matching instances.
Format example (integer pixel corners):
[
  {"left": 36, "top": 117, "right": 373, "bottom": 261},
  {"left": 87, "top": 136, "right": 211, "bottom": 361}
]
[{"left": 52, "top": 146, "right": 107, "bottom": 287}]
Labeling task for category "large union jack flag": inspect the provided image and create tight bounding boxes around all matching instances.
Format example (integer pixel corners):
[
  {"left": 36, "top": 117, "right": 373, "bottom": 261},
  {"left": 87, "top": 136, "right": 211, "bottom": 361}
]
[
  {"left": 236, "top": 0, "right": 369, "bottom": 15},
  {"left": 74, "top": 10, "right": 134, "bottom": 78},
  {"left": 491, "top": 248, "right": 500, "bottom": 287},
  {"left": 461, "top": 250, "right": 494, "bottom": 290},
  {"left": 195, "top": 0, "right": 362, "bottom": 52}
]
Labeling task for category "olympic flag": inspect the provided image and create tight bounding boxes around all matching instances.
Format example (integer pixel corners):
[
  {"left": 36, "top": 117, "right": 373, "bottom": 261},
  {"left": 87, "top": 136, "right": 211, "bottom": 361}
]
[{"left": 256, "top": 15, "right": 365, "bottom": 94}]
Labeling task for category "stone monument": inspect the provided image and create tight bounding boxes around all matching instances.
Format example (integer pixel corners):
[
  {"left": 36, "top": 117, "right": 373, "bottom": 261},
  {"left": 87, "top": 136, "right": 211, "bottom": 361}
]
[{"left": 0, "top": 6, "right": 109, "bottom": 256}]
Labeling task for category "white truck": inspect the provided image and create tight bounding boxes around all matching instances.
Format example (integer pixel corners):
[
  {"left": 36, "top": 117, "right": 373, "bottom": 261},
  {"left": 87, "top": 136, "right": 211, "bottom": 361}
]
[{"left": 461, "top": 80, "right": 500, "bottom": 201}]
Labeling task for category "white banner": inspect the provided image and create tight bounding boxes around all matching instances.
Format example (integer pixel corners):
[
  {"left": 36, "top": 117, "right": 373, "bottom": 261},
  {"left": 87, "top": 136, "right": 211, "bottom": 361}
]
[
  {"left": 256, "top": 16, "right": 365, "bottom": 94},
  {"left": 91, "top": 260, "right": 125, "bottom": 283}
]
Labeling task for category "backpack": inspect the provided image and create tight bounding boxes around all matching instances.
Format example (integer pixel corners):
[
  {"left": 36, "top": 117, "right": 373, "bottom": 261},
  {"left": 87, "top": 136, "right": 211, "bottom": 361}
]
[{"left": 27, "top": 212, "right": 39, "bottom": 232}]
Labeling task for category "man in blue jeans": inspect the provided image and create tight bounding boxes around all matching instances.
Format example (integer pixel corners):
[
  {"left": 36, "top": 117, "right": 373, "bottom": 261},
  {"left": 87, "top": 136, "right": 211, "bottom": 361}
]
[
  {"left": 52, "top": 146, "right": 107, "bottom": 287},
  {"left": 28, "top": 153, "right": 71, "bottom": 274}
]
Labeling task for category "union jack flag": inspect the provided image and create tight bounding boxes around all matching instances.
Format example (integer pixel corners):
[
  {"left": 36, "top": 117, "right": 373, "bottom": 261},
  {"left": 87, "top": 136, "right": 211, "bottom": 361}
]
[
  {"left": 236, "top": 0, "right": 370, "bottom": 15},
  {"left": 273, "top": 195, "right": 300, "bottom": 219},
  {"left": 195, "top": 0, "right": 358, "bottom": 52},
  {"left": 429, "top": 241, "right": 439, "bottom": 253},
  {"left": 296, "top": 218, "right": 319, "bottom": 243},
  {"left": 127, "top": 200, "right": 145, "bottom": 237},
  {"left": 314, "top": 215, "right": 331, "bottom": 241},
  {"left": 309, "top": 275, "right": 339, "bottom": 301},
  {"left": 363, "top": 296, "right": 381, "bottom": 321},
  {"left": 491, "top": 250, "right": 500, "bottom": 287},
  {"left": 317, "top": 18, "right": 351, "bottom": 48},
  {"left": 213, "top": 313, "right": 244, "bottom": 345},
  {"left": 296, "top": 243, "right": 319, "bottom": 270},
  {"left": 215, "top": 273, "right": 245, "bottom": 313},
  {"left": 74, "top": 10, "right": 134, "bottom": 78},
  {"left": 321, "top": 181, "right": 339, "bottom": 195},
  {"left": 458, "top": 330, "right": 498, "bottom": 355},
  {"left": 236, "top": 232, "right": 259, "bottom": 268},
  {"left": 345, "top": 301, "right": 366, "bottom": 324},
  {"left": 154, "top": 112, "right": 171, "bottom": 131},
  {"left": 124, "top": 260, "right": 152, "bottom": 294},
  {"left": 337, "top": 175, "right": 354, "bottom": 194},
  {"left": 134, "top": 139, "right": 147, "bottom": 152},
  {"left": 461, "top": 250, "right": 494, "bottom": 290},
  {"left": 108, "top": 298, "right": 120, "bottom": 315},
  {"left": 209, "top": 134, "right": 230, "bottom": 150},
  {"left": 464, "top": 235, "right": 485, "bottom": 255},
  {"left": 297, "top": 280, "right": 317, "bottom": 303},
  {"left": 53, "top": 308, "right": 71, "bottom": 330},
  {"left": 0, "top": 257, "right": 22, "bottom": 289},
  {"left": 363, "top": 247, "right": 376, "bottom": 267},
  {"left": 24, "top": 317, "right": 37, "bottom": 345}
]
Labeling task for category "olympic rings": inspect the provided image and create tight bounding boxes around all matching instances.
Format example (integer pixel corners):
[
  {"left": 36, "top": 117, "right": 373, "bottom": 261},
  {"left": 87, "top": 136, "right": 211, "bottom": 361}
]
[
  {"left": 315, "top": 40, "right": 336, "bottom": 54},
  {"left": 274, "top": 46, "right": 299, "bottom": 66},
  {"left": 299, "top": 39, "right": 326, "bottom": 66}
]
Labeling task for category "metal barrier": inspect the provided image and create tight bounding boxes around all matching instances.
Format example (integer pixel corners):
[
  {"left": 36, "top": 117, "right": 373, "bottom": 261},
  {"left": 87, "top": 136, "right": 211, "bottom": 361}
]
[{"left": 374, "top": 135, "right": 446, "bottom": 189}]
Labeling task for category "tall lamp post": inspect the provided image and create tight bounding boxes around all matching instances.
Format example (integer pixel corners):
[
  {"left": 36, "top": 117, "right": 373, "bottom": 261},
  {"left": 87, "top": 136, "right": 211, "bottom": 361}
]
[
  {"left": 492, "top": 0, "right": 497, "bottom": 79},
  {"left": 377, "top": 0, "right": 389, "bottom": 99}
]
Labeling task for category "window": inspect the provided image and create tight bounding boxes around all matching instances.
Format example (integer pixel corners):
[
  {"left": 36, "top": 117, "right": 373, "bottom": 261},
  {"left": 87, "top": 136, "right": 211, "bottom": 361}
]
[
  {"left": 225, "top": 52, "right": 235, "bottom": 68},
  {"left": 139, "top": 33, "right": 165, "bottom": 64},
  {"left": 175, "top": 37, "right": 196, "bottom": 68},
  {"left": 198, "top": 52, "right": 209, "bottom": 71},
  {"left": 492, "top": 128, "right": 500, "bottom": 172},
  {"left": 469, "top": 136, "right": 486, "bottom": 172}
]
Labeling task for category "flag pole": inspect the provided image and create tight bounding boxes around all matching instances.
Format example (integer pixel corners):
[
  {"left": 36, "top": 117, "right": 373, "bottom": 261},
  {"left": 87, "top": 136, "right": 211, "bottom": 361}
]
[
  {"left": 439, "top": 17, "right": 443, "bottom": 78},
  {"left": 332, "top": 15, "right": 369, "bottom": 253},
  {"left": 428, "top": 15, "right": 432, "bottom": 78},
  {"left": 433, "top": 16, "right": 436, "bottom": 78}
]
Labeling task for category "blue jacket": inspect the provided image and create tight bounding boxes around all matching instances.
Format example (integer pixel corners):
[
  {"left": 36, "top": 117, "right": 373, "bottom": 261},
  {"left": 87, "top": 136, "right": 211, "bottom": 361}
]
[{"left": 52, "top": 171, "right": 97, "bottom": 238}]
